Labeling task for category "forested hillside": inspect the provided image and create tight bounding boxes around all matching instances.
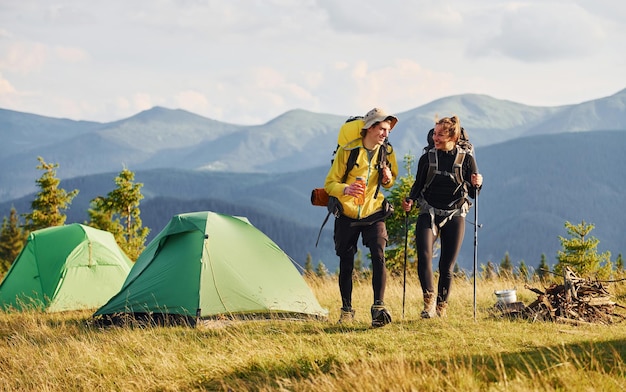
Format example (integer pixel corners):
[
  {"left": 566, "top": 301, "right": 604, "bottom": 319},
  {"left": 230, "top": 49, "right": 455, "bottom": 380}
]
[
  {"left": 2, "top": 89, "right": 626, "bottom": 202},
  {"left": 2, "top": 130, "right": 625, "bottom": 273}
]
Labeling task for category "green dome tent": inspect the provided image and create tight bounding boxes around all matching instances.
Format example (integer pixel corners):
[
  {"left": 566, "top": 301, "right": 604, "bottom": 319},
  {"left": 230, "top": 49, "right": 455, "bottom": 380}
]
[
  {"left": 94, "top": 211, "right": 328, "bottom": 325},
  {"left": 0, "top": 224, "right": 133, "bottom": 312}
]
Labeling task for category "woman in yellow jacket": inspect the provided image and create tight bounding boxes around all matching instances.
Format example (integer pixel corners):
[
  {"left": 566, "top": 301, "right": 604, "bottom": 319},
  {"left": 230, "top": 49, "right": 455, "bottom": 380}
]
[{"left": 324, "top": 108, "right": 399, "bottom": 328}]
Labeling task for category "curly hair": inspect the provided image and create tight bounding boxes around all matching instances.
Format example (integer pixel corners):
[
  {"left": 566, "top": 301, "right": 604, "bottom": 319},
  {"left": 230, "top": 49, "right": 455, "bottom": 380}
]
[{"left": 435, "top": 115, "right": 461, "bottom": 142}]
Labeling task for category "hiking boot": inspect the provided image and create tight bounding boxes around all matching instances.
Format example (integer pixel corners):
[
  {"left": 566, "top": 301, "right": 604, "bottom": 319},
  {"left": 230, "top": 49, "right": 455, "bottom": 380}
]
[
  {"left": 436, "top": 301, "right": 448, "bottom": 318},
  {"left": 337, "top": 307, "right": 355, "bottom": 324},
  {"left": 421, "top": 292, "right": 437, "bottom": 319},
  {"left": 371, "top": 300, "right": 392, "bottom": 328}
]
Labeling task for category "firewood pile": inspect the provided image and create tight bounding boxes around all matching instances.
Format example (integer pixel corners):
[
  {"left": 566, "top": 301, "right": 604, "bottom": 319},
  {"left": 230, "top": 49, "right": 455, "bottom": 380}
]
[{"left": 498, "top": 267, "right": 626, "bottom": 325}]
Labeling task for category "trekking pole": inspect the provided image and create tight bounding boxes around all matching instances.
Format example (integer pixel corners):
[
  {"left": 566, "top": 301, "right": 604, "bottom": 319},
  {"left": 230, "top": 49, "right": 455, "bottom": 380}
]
[
  {"left": 473, "top": 189, "right": 479, "bottom": 322},
  {"left": 402, "top": 198, "right": 409, "bottom": 319}
]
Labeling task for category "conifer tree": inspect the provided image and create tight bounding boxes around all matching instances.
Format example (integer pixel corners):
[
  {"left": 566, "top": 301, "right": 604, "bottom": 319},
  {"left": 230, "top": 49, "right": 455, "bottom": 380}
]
[
  {"left": 555, "top": 220, "right": 611, "bottom": 279},
  {"left": 383, "top": 154, "right": 417, "bottom": 274},
  {"left": 87, "top": 196, "right": 116, "bottom": 234},
  {"left": 304, "top": 253, "right": 314, "bottom": 276},
  {"left": 537, "top": 253, "right": 550, "bottom": 282},
  {"left": 499, "top": 252, "right": 514, "bottom": 279},
  {"left": 315, "top": 261, "right": 328, "bottom": 278},
  {"left": 87, "top": 168, "right": 149, "bottom": 261},
  {"left": 23, "top": 157, "right": 79, "bottom": 231},
  {"left": 0, "top": 207, "right": 28, "bottom": 274}
]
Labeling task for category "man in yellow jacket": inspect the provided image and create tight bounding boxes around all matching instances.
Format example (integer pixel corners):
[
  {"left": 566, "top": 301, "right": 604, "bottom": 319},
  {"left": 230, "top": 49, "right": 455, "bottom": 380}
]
[{"left": 324, "top": 108, "right": 399, "bottom": 328}]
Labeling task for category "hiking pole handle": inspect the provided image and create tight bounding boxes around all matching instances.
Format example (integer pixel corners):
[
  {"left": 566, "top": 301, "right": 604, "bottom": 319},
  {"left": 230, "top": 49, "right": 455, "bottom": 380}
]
[{"left": 404, "top": 197, "right": 411, "bottom": 217}]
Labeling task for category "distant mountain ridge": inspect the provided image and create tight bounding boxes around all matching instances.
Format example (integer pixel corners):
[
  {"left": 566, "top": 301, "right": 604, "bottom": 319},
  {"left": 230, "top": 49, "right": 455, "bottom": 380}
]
[
  {"left": 1, "top": 90, "right": 626, "bottom": 272},
  {"left": 2, "top": 89, "right": 626, "bottom": 201},
  {"left": 1, "top": 130, "right": 625, "bottom": 273}
]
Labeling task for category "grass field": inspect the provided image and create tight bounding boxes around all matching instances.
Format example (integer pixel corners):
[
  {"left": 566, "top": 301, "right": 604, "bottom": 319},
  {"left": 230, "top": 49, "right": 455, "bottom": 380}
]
[{"left": 1, "top": 273, "right": 625, "bottom": 391}]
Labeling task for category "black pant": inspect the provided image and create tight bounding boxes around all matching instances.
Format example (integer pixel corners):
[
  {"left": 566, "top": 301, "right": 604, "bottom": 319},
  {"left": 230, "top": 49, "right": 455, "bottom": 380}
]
[
  {"left": 334, "top": 216, "right": 388, "bottom": 309},
  {"left": 415, "top": 214, "right": 465, "bottom": 303}
]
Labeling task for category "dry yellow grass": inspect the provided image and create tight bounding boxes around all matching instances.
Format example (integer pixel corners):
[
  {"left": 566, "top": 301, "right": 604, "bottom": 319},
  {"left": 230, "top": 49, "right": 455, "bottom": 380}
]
[{"left": 1, "top": 273, "right": 625, "bottom": 391}]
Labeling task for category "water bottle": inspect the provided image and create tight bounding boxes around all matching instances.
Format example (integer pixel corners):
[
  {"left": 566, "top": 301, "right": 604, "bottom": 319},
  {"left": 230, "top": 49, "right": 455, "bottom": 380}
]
[{"left": 354, "top": 176, "right": 365, "bottom": 206}]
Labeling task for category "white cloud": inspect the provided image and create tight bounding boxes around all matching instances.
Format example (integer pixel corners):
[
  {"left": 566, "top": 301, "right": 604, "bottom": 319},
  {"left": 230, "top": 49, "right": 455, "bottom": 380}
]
[
  {"left": 0, "top": 42, "right": 48, "bottom": 73},
  {"left": 0, "top": 73, "right": 16, "bottom": 94},
  {"left": 54, "top": 46, "right": 89, "bottom": 63},
  {"left": 0, "top": 0, "right": 624, "bottom": 122},
  {"left": 0, "top": 28, "right": 12, "bottom": 39},
  {"left": 132, "top": 93, "right": 157, "bottom": 113},
  {"left": 473, "top": 3, "right": 607, "bottom": 62},
  {"left": 174, "top": 89, "right": 226, "bottom": 120},
  {"left": 175, "top": 90, "right": 209, "bottom": 109}
]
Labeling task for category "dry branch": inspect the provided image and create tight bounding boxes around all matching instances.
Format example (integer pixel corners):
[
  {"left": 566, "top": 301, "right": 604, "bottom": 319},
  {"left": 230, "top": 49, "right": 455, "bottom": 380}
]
[{"left": 498, "top": 267, "right": 626, "bottom": 324}]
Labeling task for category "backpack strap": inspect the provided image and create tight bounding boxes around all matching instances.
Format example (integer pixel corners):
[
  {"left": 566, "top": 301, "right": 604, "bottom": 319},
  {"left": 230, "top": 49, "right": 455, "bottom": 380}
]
[
  {"left": 420, "top": 148, "right": 438, "bottom": 197},
  {"left": 316, "top": 148, "right": 360, "bottom": 246},
  {"left": 420, "top": 148, "right": 467, "bottom": 197},
  {"left": 373, "top": 139, "right": 391, "bottom": 199},
  {"left": 342, "top": 148, "right": 359, "bottom": 182},
  {"left": 452, "top": 149, "right": 466, "bottom": 186},
  {"left": 315, "top": 210, "right": 333, "bottom": 247}
]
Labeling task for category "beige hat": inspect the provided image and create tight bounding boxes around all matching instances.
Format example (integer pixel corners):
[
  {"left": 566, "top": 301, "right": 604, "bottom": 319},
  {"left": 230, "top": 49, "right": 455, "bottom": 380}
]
[{"left": 362, "top": 108, "right": 398, "bottom": 130}]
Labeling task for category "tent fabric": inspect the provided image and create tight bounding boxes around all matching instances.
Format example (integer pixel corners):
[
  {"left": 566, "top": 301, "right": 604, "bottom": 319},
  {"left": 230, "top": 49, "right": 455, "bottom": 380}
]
[
  {"left": 94, "top": 211, "right": 328, "bottom": 322},
  {"left": 0, "top": 224, "right": 133, "bottom": 312}
]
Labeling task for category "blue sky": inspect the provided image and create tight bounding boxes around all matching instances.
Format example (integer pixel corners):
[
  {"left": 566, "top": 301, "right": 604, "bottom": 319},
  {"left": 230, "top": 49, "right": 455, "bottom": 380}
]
[{"left": 1, "top": 0, "right": 625, "bottom": 124}]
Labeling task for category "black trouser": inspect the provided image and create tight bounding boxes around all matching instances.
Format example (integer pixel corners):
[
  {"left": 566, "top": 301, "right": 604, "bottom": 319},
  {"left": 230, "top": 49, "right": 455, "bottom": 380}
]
[
  {"left": 415, "top": 213, "right": 465, "bottom": 303},
  {"left": 334, "top": 216, "right": 388, "bottom": 309}
]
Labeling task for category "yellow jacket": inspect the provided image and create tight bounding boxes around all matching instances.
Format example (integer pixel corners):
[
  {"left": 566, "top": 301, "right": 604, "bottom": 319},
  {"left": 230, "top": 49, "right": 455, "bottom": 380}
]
[{"left": 324, "top": 139, "right": 398, "bottom": 220}]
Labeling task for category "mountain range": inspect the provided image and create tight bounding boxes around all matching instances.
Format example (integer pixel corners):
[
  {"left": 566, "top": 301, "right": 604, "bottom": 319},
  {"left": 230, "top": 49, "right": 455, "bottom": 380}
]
[{"left": 1, "top": 88, "right": 625, "bottom": 273}]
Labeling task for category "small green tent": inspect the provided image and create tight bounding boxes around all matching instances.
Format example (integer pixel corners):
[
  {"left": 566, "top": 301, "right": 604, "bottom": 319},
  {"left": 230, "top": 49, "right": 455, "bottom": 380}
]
[
  {"left": 94, "top": 211, "right": 328, "bottom": 324},
  {"left": 0, "top": 223, "right": 133, "bottom": 312}
]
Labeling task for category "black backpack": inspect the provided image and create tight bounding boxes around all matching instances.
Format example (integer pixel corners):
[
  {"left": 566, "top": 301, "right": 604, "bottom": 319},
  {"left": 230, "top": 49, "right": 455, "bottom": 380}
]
[{"left": 420, "top": 127, "right": 473, "bottom": 200}]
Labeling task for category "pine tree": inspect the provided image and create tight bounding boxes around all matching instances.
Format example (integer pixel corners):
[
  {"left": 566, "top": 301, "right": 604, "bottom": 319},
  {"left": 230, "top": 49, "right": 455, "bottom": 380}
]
[
  {"left": 555, "top": 220, "right": 611, "bottom": 279},
  {"left": 23, "top": 157, "right": 79, "bottom": 231},
  {"left": 315, "top": 261, "right": 328, "bottom": 278},
  {"left": 304, "top": 253, "right": 314, "bottom": 276},
  {"left": 87, "top": 196, "right": 116, "bottom": 234},
  {"left": 0, "top": 207, "right": 28, "bottom": 274},
  {"left": 382, "top": 154, "right": 417, "bottom": 274},
  {"left": 453, "top": 262, "right": 465, "bottom": 279},
  {"left": 537, "top": 254, "right": 549, "bottom": 282},
  {"left": 499, "top": 252, "right": 514, "bottom": 279},
  {"left": 87, "top": 168, "right": 149, "bottom": 261}
]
